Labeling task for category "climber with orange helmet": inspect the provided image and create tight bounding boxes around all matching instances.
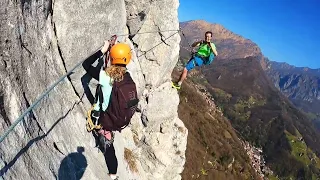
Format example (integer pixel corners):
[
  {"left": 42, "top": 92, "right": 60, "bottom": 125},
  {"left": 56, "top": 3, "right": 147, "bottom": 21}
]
[{"left": 82, "top": 39, "right": 138, "bottom": 180}]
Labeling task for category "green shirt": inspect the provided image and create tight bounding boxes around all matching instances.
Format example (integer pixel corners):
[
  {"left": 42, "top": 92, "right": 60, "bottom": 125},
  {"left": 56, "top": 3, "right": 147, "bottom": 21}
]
[{"left": 197, "top": 42, "right": 216, "bottom": 57}]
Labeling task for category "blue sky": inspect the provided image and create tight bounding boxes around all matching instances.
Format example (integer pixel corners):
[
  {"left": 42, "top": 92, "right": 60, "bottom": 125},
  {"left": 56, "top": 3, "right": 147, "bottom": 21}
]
[{"left": 178, "top": 0, "right": 320, "bottom": 69}]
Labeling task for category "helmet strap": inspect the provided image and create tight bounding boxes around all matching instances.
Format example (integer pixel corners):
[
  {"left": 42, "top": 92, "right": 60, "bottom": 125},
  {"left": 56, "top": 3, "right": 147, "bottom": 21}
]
[{"left": 114, "top": 64, "right": 126, "bottom": 67}]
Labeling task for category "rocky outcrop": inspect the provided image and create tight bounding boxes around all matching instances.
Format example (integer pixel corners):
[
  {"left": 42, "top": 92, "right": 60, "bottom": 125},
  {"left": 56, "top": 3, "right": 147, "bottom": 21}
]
[
  {"left": 242, "top": 141, "right": 274, "bottom": 179},
  {"left": 0, "top": 0, "right": 187, "bottom": 180}
]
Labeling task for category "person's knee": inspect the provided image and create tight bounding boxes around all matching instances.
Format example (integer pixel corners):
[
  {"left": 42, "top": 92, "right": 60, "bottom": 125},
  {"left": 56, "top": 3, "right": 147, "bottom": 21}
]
[
  {"left": 183, "top": 68, "right": 188, "bottom": 73},
  {"left": 183, "top": 67, "right": 190, "bottom": 74}
]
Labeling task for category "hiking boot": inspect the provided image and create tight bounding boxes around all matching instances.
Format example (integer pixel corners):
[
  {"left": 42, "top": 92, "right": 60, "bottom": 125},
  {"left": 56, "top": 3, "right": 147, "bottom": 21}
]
[{"left": 172, "top": 82, "right": 181, "bottom": 90}]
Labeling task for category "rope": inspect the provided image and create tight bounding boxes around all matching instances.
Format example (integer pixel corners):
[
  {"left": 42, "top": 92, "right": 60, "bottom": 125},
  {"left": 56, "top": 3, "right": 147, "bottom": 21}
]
[
  {"left": 0, "top": 29, "right": 182, "bottom": 144},
  {"left": 179, "top": 28, "right": 193, "bottom": 50},
  {"left": 116, "top": 29, "right": 180, "bottom": 37},
  {"left": 138, "top": 31, "right": 180, "bottom": 58}
]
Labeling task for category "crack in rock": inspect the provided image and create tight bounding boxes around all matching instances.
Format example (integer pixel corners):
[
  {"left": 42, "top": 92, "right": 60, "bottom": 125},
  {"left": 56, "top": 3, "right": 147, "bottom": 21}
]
[
  {"left": 154, "top": 21, "right": 169, "bottom": 46},
  {"left": 22, "top": 92, "right": 45, "bottom": 136},
  {"left": 0, "top": 92, "right": 11, "bottom": 126},
  {"left": 52, "top": 22, "right": 81, "bottom": 101},
  {"left": 53, "top": 142, "right": 65, "bottom": 155}
]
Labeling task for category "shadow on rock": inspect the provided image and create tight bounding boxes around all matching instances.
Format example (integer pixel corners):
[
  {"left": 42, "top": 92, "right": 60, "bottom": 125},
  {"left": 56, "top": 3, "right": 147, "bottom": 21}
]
[
  {"left": 58, "top": 146, "right": 88, "bottom": 180},
  {"left": 0, "top": 100, "right": 80, "bottom": 177}
]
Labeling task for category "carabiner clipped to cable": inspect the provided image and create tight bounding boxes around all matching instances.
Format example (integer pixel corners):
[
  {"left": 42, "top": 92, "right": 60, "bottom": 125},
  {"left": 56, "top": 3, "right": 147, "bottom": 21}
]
[{"left": 109, "top": 35, "right": 117, "bottom": 46}]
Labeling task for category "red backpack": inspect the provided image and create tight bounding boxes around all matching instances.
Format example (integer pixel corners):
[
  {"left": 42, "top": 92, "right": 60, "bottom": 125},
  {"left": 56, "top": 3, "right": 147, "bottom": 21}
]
[{"left": 99, "top": 72, "right": 139, "bottom": 132}]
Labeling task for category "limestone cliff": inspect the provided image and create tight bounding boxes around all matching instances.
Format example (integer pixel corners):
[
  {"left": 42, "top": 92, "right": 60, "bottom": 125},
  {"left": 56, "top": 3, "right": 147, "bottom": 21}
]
[{"left": 0, "top": 0, "right": 187, "bottom": 179}]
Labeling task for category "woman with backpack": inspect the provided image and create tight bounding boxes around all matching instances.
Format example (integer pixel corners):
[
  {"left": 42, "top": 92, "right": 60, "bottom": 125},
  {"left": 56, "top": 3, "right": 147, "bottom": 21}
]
[{"left": 82, "top": 40, "right": 137, "bottom": 180}]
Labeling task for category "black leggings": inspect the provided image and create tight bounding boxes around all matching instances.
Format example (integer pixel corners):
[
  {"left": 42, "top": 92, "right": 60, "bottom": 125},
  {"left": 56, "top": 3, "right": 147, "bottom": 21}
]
[{"left": 104, "top": 144, "right": 118, "bottom": 174}]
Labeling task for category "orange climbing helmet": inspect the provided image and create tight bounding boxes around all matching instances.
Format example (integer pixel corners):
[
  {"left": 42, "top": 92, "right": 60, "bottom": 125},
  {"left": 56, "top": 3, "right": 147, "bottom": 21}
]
[{"left": 109, "top": 43, "right": 132, "bottom": 65}]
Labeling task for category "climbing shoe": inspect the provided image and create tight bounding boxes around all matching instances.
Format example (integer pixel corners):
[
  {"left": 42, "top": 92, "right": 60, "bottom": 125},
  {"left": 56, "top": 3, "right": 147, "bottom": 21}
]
[
  {"left": 109, "top": 174, "right": 119, "bottom": 180},
  {"left": 172, "top": 82, "right": 181, "bottom": 90}
]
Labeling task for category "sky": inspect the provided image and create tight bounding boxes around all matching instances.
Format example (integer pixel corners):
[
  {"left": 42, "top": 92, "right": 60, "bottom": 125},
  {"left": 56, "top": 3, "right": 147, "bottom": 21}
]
[{"left": 178, "top": 0, "right": 320, "bottom": 69}]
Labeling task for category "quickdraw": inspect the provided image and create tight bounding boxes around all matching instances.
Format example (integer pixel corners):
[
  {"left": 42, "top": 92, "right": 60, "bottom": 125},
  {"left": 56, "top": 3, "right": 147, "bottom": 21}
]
[
  {"left": 86, "top": 104, "right": 102, "bottom": 132},
  {"left": 104, "top": 35, "right": 118, "bottom": 68}
]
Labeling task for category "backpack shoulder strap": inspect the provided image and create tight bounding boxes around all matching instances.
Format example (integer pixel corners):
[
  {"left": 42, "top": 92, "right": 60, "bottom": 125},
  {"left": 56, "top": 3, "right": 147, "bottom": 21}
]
[
  {"left": 94, "top": 84, "right": 100, "bottom": 104},
  {"left": 98, "top": 85, "right": 104, "bottom": 112},
  {"left": 94, "top": 84, "right": 104, "bottom": 112},
  {"left": 198, "top": 40, "right": 205, "bottom": 47}
]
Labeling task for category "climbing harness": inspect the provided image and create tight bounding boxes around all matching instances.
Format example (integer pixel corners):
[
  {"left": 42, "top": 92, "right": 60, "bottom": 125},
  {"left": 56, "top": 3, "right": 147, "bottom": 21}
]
[{"left": 86, "top": 73, "right": 105, "bottom": 132}]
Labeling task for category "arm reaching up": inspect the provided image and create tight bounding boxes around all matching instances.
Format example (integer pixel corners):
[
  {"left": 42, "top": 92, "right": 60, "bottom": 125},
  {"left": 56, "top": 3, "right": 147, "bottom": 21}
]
[{"left": 82, "top": 41, "right": 110, "bottom": 80}]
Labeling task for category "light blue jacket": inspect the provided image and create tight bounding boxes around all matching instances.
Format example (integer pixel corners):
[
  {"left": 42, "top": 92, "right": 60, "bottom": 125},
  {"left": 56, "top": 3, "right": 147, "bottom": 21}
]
[{"left": 94, "top": 71, "right": 113, "bottom": 111}]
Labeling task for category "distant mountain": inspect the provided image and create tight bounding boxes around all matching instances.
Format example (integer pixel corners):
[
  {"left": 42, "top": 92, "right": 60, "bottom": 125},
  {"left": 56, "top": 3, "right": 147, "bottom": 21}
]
[
  {"left": 261, "top": 58, "right": 320, "bottom": 130},
  {"left": 178, "top": 20, "right": 320, "bottom": 179}
]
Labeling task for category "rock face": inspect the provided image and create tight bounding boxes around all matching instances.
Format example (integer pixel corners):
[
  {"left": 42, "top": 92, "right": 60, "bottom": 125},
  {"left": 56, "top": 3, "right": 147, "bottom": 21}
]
[{"left": 0, "top": 0, "right": 187, "bottom": 180}]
